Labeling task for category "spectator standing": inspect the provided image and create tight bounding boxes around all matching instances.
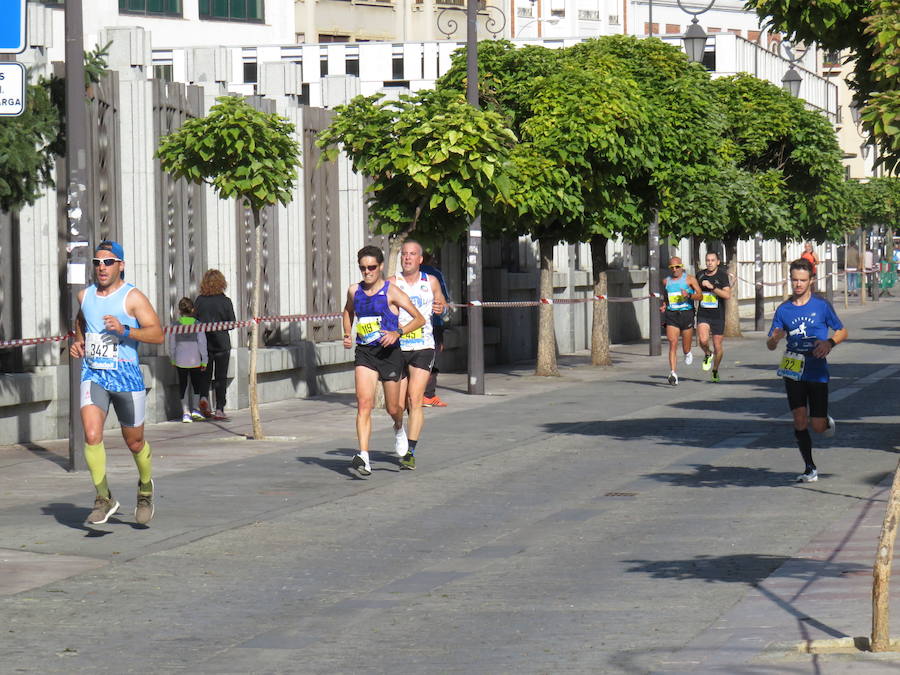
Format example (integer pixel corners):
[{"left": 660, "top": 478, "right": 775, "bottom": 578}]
[
  {"left": 195, "top": 269, "right": 236, "bottom": 421},
  {"left": 801, "top": 242, "right": 819, "bottom": 277},
  {"left": 420, "top": 251, "right": 451, "bottom": 407},
  {"left": 168, "top": 297, "right": 208, "bottom": 423},
  {"left": 845, "top": 244, "right": 859, "bottom": 296}
]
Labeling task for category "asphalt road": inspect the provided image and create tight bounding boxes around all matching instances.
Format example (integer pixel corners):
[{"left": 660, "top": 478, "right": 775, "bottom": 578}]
[{"left": 1, "top": 297, "right": 898, "bottom": 674}]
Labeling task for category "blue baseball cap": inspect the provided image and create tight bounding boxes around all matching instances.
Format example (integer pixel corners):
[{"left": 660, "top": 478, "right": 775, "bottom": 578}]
[{"left": 95, "top": 240, "right": 124, "bottom": 260}]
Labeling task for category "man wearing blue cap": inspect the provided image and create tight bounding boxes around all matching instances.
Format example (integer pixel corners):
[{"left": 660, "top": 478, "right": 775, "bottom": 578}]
[{"left": 69, "top": 241, "right": 164, "bottom": 525}]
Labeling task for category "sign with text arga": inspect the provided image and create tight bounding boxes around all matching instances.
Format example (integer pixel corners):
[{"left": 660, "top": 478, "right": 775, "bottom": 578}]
[
  {"left": 0, "top": 0, "right": 27, "bottom": 53},
  {"left": 0, "top": 63, "right": 26, "bottom": 116}
]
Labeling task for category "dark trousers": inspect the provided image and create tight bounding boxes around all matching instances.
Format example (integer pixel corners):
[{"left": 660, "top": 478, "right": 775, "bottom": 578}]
[
  {"left": 177, "top": 367, "right": 205, "bottom": 402},
  {"left": 203, "top": 350, "right": 231, "bottom": 410}
]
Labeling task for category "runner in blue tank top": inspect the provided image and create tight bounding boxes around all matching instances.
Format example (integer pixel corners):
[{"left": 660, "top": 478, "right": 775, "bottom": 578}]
[
  {"left": 70, "top": 241, "right": 164, "bottom": 526},
  {"left": 767, "top": 258, "right": 847, "bottom": 483},
  {"left": 342, "top": 245, "right": 425, "bottom": 477},
  {"left": 660, "top": 256, "right": 701, "bottom": 385}
]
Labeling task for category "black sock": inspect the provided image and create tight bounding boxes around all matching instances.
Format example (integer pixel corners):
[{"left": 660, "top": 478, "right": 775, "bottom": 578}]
[
  {"left": 794, "top": 428, "right": 814, "bottom": 471},
  {"left": 408, "top": 440, "right": 418, "bottom": 456}
]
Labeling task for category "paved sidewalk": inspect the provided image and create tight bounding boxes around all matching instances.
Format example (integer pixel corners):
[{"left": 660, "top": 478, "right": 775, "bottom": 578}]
[{"left": 2, "top": 298, "right": 900, "bottom": 672}]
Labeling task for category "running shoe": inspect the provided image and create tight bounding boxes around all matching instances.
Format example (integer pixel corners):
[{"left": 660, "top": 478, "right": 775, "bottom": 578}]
[
  {"left": 213, "top": 410, "right": 230, "bottom": 421},
  {"left": 702, "top": 354, "right": 713, "bottom": 371},
  {"left": 711, "top": 370, "right": 720, "bottom": 383},
  {"left": 190, "top": 410, "right": 205, "bottom": 421},
  {"left": 351, "top": 453, "right": 372, "bottom": 477},
  {"left": 135, "top": 480, "right": 155, "bottom": 525},
  {"left": 86, "top": 494, "right": 119, "bottom": 525},
  {"left": 821, "top": 416, "right": 836, "bottom": 438},
  {"left": 684, "top": 352, "right": 693, "bottom": 366},
  {"left": 423, "top": 396, "right": 448, "bottom": 407},
  {"left": 198, "top": 398, "right": 213, "bottom": 418},
  {"left": 667, "top": 372, "right": 678, "bottom": 386},
  {"left": 797, "top": 469, "right": 818, "bottom": 483},
  {"left": 181, "top": 413, "right": 192, "bottom": 423},
  {"left": 400, "top": 453, "right": 416, "bottom": 470},
  {"left": 394, "top": 424, "right": 408, "bottom": 457}
]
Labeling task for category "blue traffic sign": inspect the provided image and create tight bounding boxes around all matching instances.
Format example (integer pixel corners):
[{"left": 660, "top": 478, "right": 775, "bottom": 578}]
[{"left": 0, "top": 0, "right": 27, "bottom": 53}]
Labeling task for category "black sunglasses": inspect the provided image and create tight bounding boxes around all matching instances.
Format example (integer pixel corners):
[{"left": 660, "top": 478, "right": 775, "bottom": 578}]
[
  {"left": 359, "top": 264, "right": 379, "bottom": 272},
  {"left": 92, "top": 258, "right": 122, "bottom": 267}
]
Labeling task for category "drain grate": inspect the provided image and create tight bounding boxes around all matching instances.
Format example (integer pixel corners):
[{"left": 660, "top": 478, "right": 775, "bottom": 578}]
[{"left": 604, "top": 491, "right": 637, "bottom": 497}]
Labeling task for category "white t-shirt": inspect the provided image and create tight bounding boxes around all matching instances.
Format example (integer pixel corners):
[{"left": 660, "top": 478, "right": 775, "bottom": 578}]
[{"left": 394, "top": 271, "right": 434, "bottom": 351}]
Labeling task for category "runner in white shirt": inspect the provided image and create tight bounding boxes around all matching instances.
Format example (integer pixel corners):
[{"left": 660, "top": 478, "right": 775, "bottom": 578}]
[{"left": 390, "top": 240, "right": 447, "bottom": 470}]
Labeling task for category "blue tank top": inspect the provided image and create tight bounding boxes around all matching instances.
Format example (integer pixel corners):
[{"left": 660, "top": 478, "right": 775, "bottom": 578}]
[
  {"left": 81, "top": 283, "right": 145, "bottom": 392},
  {"left": 354, "top": 280, "right": 399, "bottom": 345},
  {"left": 665, "top": 276, "right": 693, "bottom": 311}
]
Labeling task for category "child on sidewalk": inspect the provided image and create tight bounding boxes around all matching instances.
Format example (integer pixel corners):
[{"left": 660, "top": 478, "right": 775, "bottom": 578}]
[{"left": 168, "top": 297, "right": 208, "bottom": 423}]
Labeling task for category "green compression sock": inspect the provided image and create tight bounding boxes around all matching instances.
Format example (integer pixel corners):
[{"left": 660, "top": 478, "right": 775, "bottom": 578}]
[
  {"left": 132, "top": 442, "right": 153, "bottom": 492},
  {"left": 84, "top": 442, "right": 110, "bottom": 498}
]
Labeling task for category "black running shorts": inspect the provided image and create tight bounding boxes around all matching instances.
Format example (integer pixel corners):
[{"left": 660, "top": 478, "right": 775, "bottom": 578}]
[
  {"left": 664, "top": 309, "right": 694, "bottom": 331},
  {"left": 354, "top": 344, "right": 404, "bottom": 382},
  {"left": 697, "top": 313, "right": 725, "bottom": 336},
  {"left": 784, "top": 378, "right": 829, "bottom": 418},
  {"left": 402, "top": 348, "right": 436, "bottom": 372}
]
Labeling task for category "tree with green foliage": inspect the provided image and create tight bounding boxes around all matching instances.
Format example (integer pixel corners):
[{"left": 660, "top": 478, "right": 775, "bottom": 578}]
[
  {"left": 156, "top": 95, "right": 301, "bottom": 440},
  {"left": 316, "top": 88, "right": 516, "bottom": 275},
  {"left": 711, "top": 73, "right": 852, "bottom": 336},
  {"left": 0, "top": 79, "right": 60, "bottom": 213},
  {"left": 749, "top": 0, "right": 900, "bottom": 172},
  {"left": 439, "top": 39, "right": 661, "bottom": 375}
]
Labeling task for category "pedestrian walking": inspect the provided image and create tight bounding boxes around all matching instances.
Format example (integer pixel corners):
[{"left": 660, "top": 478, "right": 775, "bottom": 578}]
[
  {"left": 696, "top": 251, "right": 731, "bottom": 383},
  {"left": 195, "top": 269, "right": 235, "bottom": 421},
  {"left": 420, "top": 251, "right": 451, "bottom": 408},
  {"left": 168, "top": 297, "right": 208, "bottom": 423},
  {"left": 661, "top": 256, "right": 702, "bottom": 386},
  {"left": 69, "top": 241, "right": 164, "bottom": 525},
  {"left": 845, "top": 243, "right": 859, "bottom": 296},
  {"left": 390, "top": 240, "right": 447, "bottom": 470},
  {"left": 342, "top": 246, "right": 425, "bottom": 477},
  {"left": 767, "top": 258, "right": 847, "bottom": 483}
]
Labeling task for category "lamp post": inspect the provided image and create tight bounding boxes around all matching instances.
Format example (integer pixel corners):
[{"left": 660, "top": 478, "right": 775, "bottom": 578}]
[
  {"left": 677, "top": 0, "right": 715, "bottom": 64},
  {"left": 777, "top": 39, "right": 804, "bottom": 97},
  {"left": 514, "top": 17, "right": 559, "bottom": 38},
  {"left": 65, "top": 0, "right": 91, "bottom": 472},
  {"left": 466, "top": 0, "right": 484, "bottom": 394}
]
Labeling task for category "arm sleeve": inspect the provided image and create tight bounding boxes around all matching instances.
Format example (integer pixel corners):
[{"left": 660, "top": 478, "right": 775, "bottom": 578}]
[
  {"left": 198, "top": 331, "right": 208, "bottom": 364},
  {"left": 768, "top": 307, "right": 784, "bottom": 337},
  {"left": 225, "top": 297, "right": 236, "bottom": 323}
]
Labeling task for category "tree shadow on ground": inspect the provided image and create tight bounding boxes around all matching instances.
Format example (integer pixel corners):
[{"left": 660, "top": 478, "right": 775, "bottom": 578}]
[
  {"left": 643, "top": 464, "right": 814, "bottom": 488},
  {"left": 624, "top": 553, "right": 870, "bottom": 640}
]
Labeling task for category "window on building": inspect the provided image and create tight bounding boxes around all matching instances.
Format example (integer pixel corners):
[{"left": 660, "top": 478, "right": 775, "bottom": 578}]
[
  {"left": 346, "top": 59, "right": 360, "bottom": 76},
  {"left": 824, "top": 50, "right": 841, "bottom": 67},
  {"left": 319, "top": 34, "right": 351, "bottom": 42},
  {"left": 120, "top": 0, "right": 181, "bottom": 15},
  {"left": 153, "top": 64, "right": 174, "bottom": 81},
  {"left": 199, "top": 0, "right": 263, "bottom": 22},
  {"left": 243, "top": 61, "right": 258, "bottom": 83},
  {"left": 392, "top": 56, "right": 404, "bottom": 80}
]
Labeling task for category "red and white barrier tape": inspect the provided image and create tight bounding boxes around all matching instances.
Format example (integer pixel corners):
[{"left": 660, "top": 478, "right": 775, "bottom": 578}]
[
  {"left": 0, "top": 330, "right": 76, "bottom": 348},
  {"left": 736, "top": 270, "right": 848, "bottom": 288}
]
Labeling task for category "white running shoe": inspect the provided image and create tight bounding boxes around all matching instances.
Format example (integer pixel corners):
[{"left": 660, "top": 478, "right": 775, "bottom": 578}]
[
  {"left": 351, "top": 453, "right": 372, "bottom": 477},
  {"left": 797, "top": 469, "right": 818, "bottom": 483},
  {"left": 821, "top": 416, "right": 836, "bottom": 438},
  {"left": 684, "top": 352, "right": 693, "bottom": 365},
  {"left": 667, "top": 372, "right": 678, "bottom": 386},
  {"left": 394, "top": 424, "right": 408, "bottom": 457}
]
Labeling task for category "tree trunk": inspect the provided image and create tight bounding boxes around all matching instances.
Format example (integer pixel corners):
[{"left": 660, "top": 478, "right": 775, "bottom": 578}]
[
  {"left": 724, "top": 234, "right": 742, "bottom": 338},
  {"left": 871, "top": 458, "right": 900, "bottom": 651},
  {"left": 249, "top": 208, "right": 264, "bottom": 440},
  {"left": 781, "top": 240, "right": 790, "bottom": 300},
  {"left": 590, "top": 234, "right": 612, "bottom": 366},
  {"left": 536, "top": 238, "right": 559, "bottom": 376}
]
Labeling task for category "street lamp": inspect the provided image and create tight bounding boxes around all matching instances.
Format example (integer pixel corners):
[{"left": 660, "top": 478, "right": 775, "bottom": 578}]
[
  {"left": 676, "top": 0, "right": 715, "bottom": 64},
  {"left": 515, "top": 17, "right": 559, "bottom": 38},
  {"left": 782, "top": 64, "right": 801, "bottom": 97}
]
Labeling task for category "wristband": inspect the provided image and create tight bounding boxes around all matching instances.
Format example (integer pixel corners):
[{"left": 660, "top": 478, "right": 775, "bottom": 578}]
[
  {"left": 827, "top": 338, "right": 836, "bottom": 348},
  {"left": 122, "top": 325, "right": 131, "bottom": 338}
]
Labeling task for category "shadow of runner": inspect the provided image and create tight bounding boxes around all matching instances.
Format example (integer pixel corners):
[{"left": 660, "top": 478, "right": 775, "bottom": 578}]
[
  {"left": 624, "top": 554, "right": 869, "bottom": 639},
  {"left": 643, "top": 464, "right": 806, "bottom": 488},
  {"left": 40, "top": 502, "right": 114, "bottom": 537},
  {"left": 296, "top": 448, "right": 402, "bottom": 478}
]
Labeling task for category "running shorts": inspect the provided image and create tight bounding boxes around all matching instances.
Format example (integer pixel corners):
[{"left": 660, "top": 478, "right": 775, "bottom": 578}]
[
  {"left": 784, "top": 379, "right": 829, "bottom": 419},
  {"left": 402, "top": 348, "right": 436, "bottom": 372},
  {"left": 664, "top": 309, "right": 694, "bottom": 331},
  {"left": 354, "top": 343, "right": 404, "bottom": 382},
  {"left": 697, "top": 314, "right": 725, "bottom": 336},
  {"left": 80, "top": 379, "right": 147, "bottom": 427}
]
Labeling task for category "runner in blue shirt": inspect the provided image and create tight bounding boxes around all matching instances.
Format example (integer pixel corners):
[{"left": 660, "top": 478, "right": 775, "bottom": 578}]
[{"left": 767, "top": 258, "right": 848, "bottom": 483}]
